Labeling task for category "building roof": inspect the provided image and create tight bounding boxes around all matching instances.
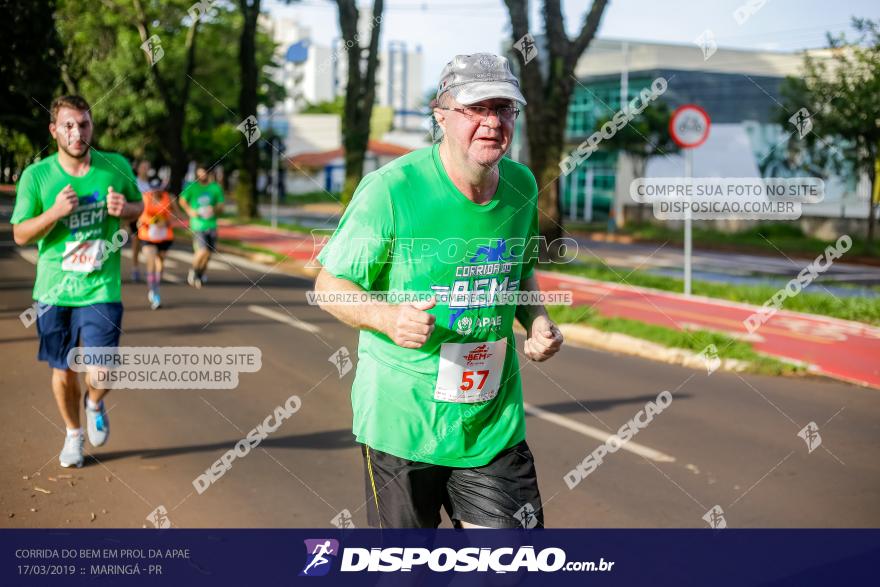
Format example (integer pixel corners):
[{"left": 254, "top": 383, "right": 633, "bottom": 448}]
[
  {"left": 572, "top": 37, "right": 833, "bottom": 79},
  {"left": 287, "top": 139, "right": 412, "bottom": 168}
]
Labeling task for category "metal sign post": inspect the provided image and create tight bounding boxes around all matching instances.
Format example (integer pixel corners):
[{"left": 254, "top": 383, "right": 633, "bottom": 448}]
[
  {"left": 270, "top": 137, "right": 279, "bottom": 229},
  {"left": 684, "top": 148, "right": 693, "bottom": 295},
  {"left": 669, "top": 104, "right": 711, "bottom": 297}
]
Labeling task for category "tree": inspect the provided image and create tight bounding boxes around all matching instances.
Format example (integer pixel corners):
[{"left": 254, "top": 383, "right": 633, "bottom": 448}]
[
  {"left": 502, "top": 0, "right": 609, "bottom": 242},
  {"left": 0, "top": 0, "right": 63, "bottom": 181},
  {"left": 235, "top": 0, "right": 261, "bottom": 219},
  {"left": 594, "top": 102, "right": 677, "bottom": 225},
  {"left": 54, "top": 1, "right": 280, "bottom": 200},
  {"left": 335, "top": 0, "right": 384, "bottom": 205},
  {"left": 186, "top": 9, "right": 282, "bottom": 179},
  {"left": 779, "top": 18, "right": 880, "bottom": 251},
  {"left": 132, "top": 0, "right": 200, "bottom": 194},
  {"left": 86, "top": 0, "right": 203, "bottom": 193}
]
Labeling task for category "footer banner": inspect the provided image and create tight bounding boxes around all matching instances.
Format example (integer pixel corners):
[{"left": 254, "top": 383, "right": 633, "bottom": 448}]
[{"left": 2, "top": 529, "right": 877, "bottom": 585}]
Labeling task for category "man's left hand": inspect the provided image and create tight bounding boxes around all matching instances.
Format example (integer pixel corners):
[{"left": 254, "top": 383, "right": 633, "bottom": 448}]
[
  {"left": 523, "top": 315, "right": 563, "bottom": 362},
  {"left": 106, "top": 186, "right": 126, "bottom": 217}
]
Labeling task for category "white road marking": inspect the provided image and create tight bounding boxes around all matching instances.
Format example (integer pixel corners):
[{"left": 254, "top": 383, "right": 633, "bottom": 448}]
[
  {"left": 121, "top": 249, "right": 180, "bottom": 268},
  {"left": 247, "top": 304, "right": 321, "bottom": 334},
  {"left": 214, "top": 253, "right": 280, "bottom": 274},
  {"left": 523, "top": 402, "right": 676, "bottom": 463},
  {"left": 163, "top": 272, "right": 182, "bottom": 283},
  {"left": 165, "top": 249, "right": 233, "bottom": 271}
]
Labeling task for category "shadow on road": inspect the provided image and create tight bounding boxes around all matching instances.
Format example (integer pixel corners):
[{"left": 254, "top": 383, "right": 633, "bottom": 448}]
[
  {"left": 86, "top": 428, "right": 356, "bottom": 465},
  {"left": 528, "top": 392, "right": 691, "bottom": 415}
]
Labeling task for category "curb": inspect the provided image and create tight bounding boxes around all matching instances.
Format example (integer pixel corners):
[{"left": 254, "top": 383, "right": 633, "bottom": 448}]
[{"left": 558, "top": 323, "right": 752, "bottom": 375}]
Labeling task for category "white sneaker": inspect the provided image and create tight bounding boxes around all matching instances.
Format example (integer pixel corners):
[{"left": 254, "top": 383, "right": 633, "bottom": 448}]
[
  {"left": 60, "top": 433, "right": 84, "bottom": 468},
  {"left": 84, "top": 396, "right": 110, "bottom": 447}
]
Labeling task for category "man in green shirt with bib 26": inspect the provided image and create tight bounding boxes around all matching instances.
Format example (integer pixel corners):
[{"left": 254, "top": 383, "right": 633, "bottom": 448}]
[
  {"left": 315, "top": 54, "right": 563, "bottom": 529},
  {"left": 12, "top": 95, "right": 143, "bottom": 468}
]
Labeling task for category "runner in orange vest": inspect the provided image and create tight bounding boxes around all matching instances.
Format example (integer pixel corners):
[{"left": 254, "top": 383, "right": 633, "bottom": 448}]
[{"left": 137, "top": 175, "right": 180, "bottom": 309}]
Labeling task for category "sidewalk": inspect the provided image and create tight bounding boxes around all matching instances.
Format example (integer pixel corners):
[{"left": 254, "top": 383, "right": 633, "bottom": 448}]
[{"left": 217, "top": 220, "right": 880, "bottom": 390}]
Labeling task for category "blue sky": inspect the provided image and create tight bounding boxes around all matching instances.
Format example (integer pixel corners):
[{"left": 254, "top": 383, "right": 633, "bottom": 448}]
[{"left": 267, "top": 0, "right": 878, "bottom": 92}]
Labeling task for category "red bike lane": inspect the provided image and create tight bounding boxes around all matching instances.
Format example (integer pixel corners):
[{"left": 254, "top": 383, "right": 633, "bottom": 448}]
[{"left": 538, "top": 271, "right": 880, "bottom": 390}]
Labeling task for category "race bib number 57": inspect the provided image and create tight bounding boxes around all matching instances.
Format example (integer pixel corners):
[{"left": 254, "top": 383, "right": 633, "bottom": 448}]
[{"left": 434, "top": 338, "right": 507, "bottom": 403}]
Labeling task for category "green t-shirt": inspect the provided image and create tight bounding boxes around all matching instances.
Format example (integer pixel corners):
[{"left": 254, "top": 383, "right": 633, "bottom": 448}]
[
  {"left": 181, "top": 181, "right": 223, "bottom": 231},
  {"left": 318, "top": 144, "right": 539, "bottom": 467},
  {"left": 11, "top": 151, "right": 142, "bottom": 307}
]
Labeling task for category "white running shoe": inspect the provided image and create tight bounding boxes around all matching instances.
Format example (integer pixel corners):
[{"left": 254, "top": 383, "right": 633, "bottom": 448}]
[
  {"left": 84, "top": 396, "right": 110, "bottom": 447},
  {"left": 59, "top": 433, "right": 84, "bottom": 468}
]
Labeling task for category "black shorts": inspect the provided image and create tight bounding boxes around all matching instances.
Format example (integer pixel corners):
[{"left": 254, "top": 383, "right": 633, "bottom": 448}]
[
  {"left": 193, "top": 229, "right": 217, "bottom": 252},
  {"left": 141, "top": 240, "right": 173, "bottom": 253},
  {"left": 361, "top": 441, "right": 543, "bottom": 529}
]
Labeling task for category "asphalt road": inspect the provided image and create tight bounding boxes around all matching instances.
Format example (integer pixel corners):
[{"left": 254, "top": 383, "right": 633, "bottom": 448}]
[{"left": 1, "top": 219, "right": 879, "bottom": 529}]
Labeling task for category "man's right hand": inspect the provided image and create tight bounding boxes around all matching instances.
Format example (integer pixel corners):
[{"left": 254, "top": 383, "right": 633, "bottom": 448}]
[
  {"left": 384, "top": 298, "right": 436, "bottom": 349},
  {"left": 51, "top": 184, "right": 78, "bottom": 219}
]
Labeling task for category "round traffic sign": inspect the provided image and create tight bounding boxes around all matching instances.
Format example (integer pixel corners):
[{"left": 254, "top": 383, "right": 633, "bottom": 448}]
[{"left": 669, "top": 105, "right": 711, "bottom": 149}]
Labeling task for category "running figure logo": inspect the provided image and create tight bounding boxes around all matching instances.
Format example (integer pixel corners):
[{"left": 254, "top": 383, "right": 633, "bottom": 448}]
[
  {"left": 469, "top": 239, "right": 513, "bottom": 263},
  {"left": 145, "top": 505, "right": 171, "bottom": 529},
  {"left": 514, "top": 503, "right": 538, "bottom": 529},
  {"left": 789, "top": 108, "right": 813, "bottom": 139},
  {"left": 237, "top": 115, "right": 262, "bottom": 147},
  {"left": 329, "top": 347, "right": 353, "bottom": 378},
  {"left": 797, "top": 421, "right": 822, "bottom": 453},
  {"left": 299, "top": 539, "right": 339, "bottom": 577},
  {"left": 330, "top": 509, "right": 356, "bottom": 529},
  {"left": 140, "top": 35, "right": 165, "bottom": 66},
  {"left": 514, "top": 33, "right": 538, "bottom": 64},
  {"left": 702, "top": 505, "right": 727, "bottom": 529}
]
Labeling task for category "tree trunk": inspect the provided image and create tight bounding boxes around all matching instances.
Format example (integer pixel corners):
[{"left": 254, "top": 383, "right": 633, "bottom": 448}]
[
  {"left": 503, "top": 0, "right": 609, "bottom": 244},
  {"left": 867, "top": 160, "right": 877, "bottom": 253},
  {"left": 167, "top": 110, "right": 188, "bottom": 194},
  {"left": 131, "top": 0, "right": 199, "bottom": 195},
  {"left": 235, "top": 0, "right": 261, "bottom": 220},
  {"left": 336, "top": 0, "right": 383, "bottom": 205}
]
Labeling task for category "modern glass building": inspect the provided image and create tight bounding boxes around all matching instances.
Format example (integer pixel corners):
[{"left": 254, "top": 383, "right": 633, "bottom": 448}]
[{"left": 519, "top": 38, "right": 867, "bottom": 223}]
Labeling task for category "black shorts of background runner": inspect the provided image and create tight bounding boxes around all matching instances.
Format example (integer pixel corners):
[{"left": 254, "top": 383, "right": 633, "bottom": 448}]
[
  {"left": 141, "top": 240, "right": 173, "bottom": 253},
  {"left": 361, "top": 441, "right": 543, "bottom": 529}
]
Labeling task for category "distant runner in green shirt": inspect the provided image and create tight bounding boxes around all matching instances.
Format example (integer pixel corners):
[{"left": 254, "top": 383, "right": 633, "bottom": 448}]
[
  {"left": 179, "top": 165, "right": 224, "bottom": 288},
  {"left": 12, "top": 95, "right": 143, "bottom": 469},
  {"left": 315, "top": 54, "right": 563, "bottom": 529}
]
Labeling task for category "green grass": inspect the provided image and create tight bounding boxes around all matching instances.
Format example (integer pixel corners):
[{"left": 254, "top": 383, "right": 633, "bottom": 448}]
[
  {"left": 282, "top": 190, "right": 342, "bottom": 205},
  {"left": 223, "top": 216, "right": 313, "bottom": 234},
  {"left": 547, "top": 305, "right": 803, "bottom": 376},
  {"left": 546, "top": 260, "right": 880, "bottom": 326}
]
